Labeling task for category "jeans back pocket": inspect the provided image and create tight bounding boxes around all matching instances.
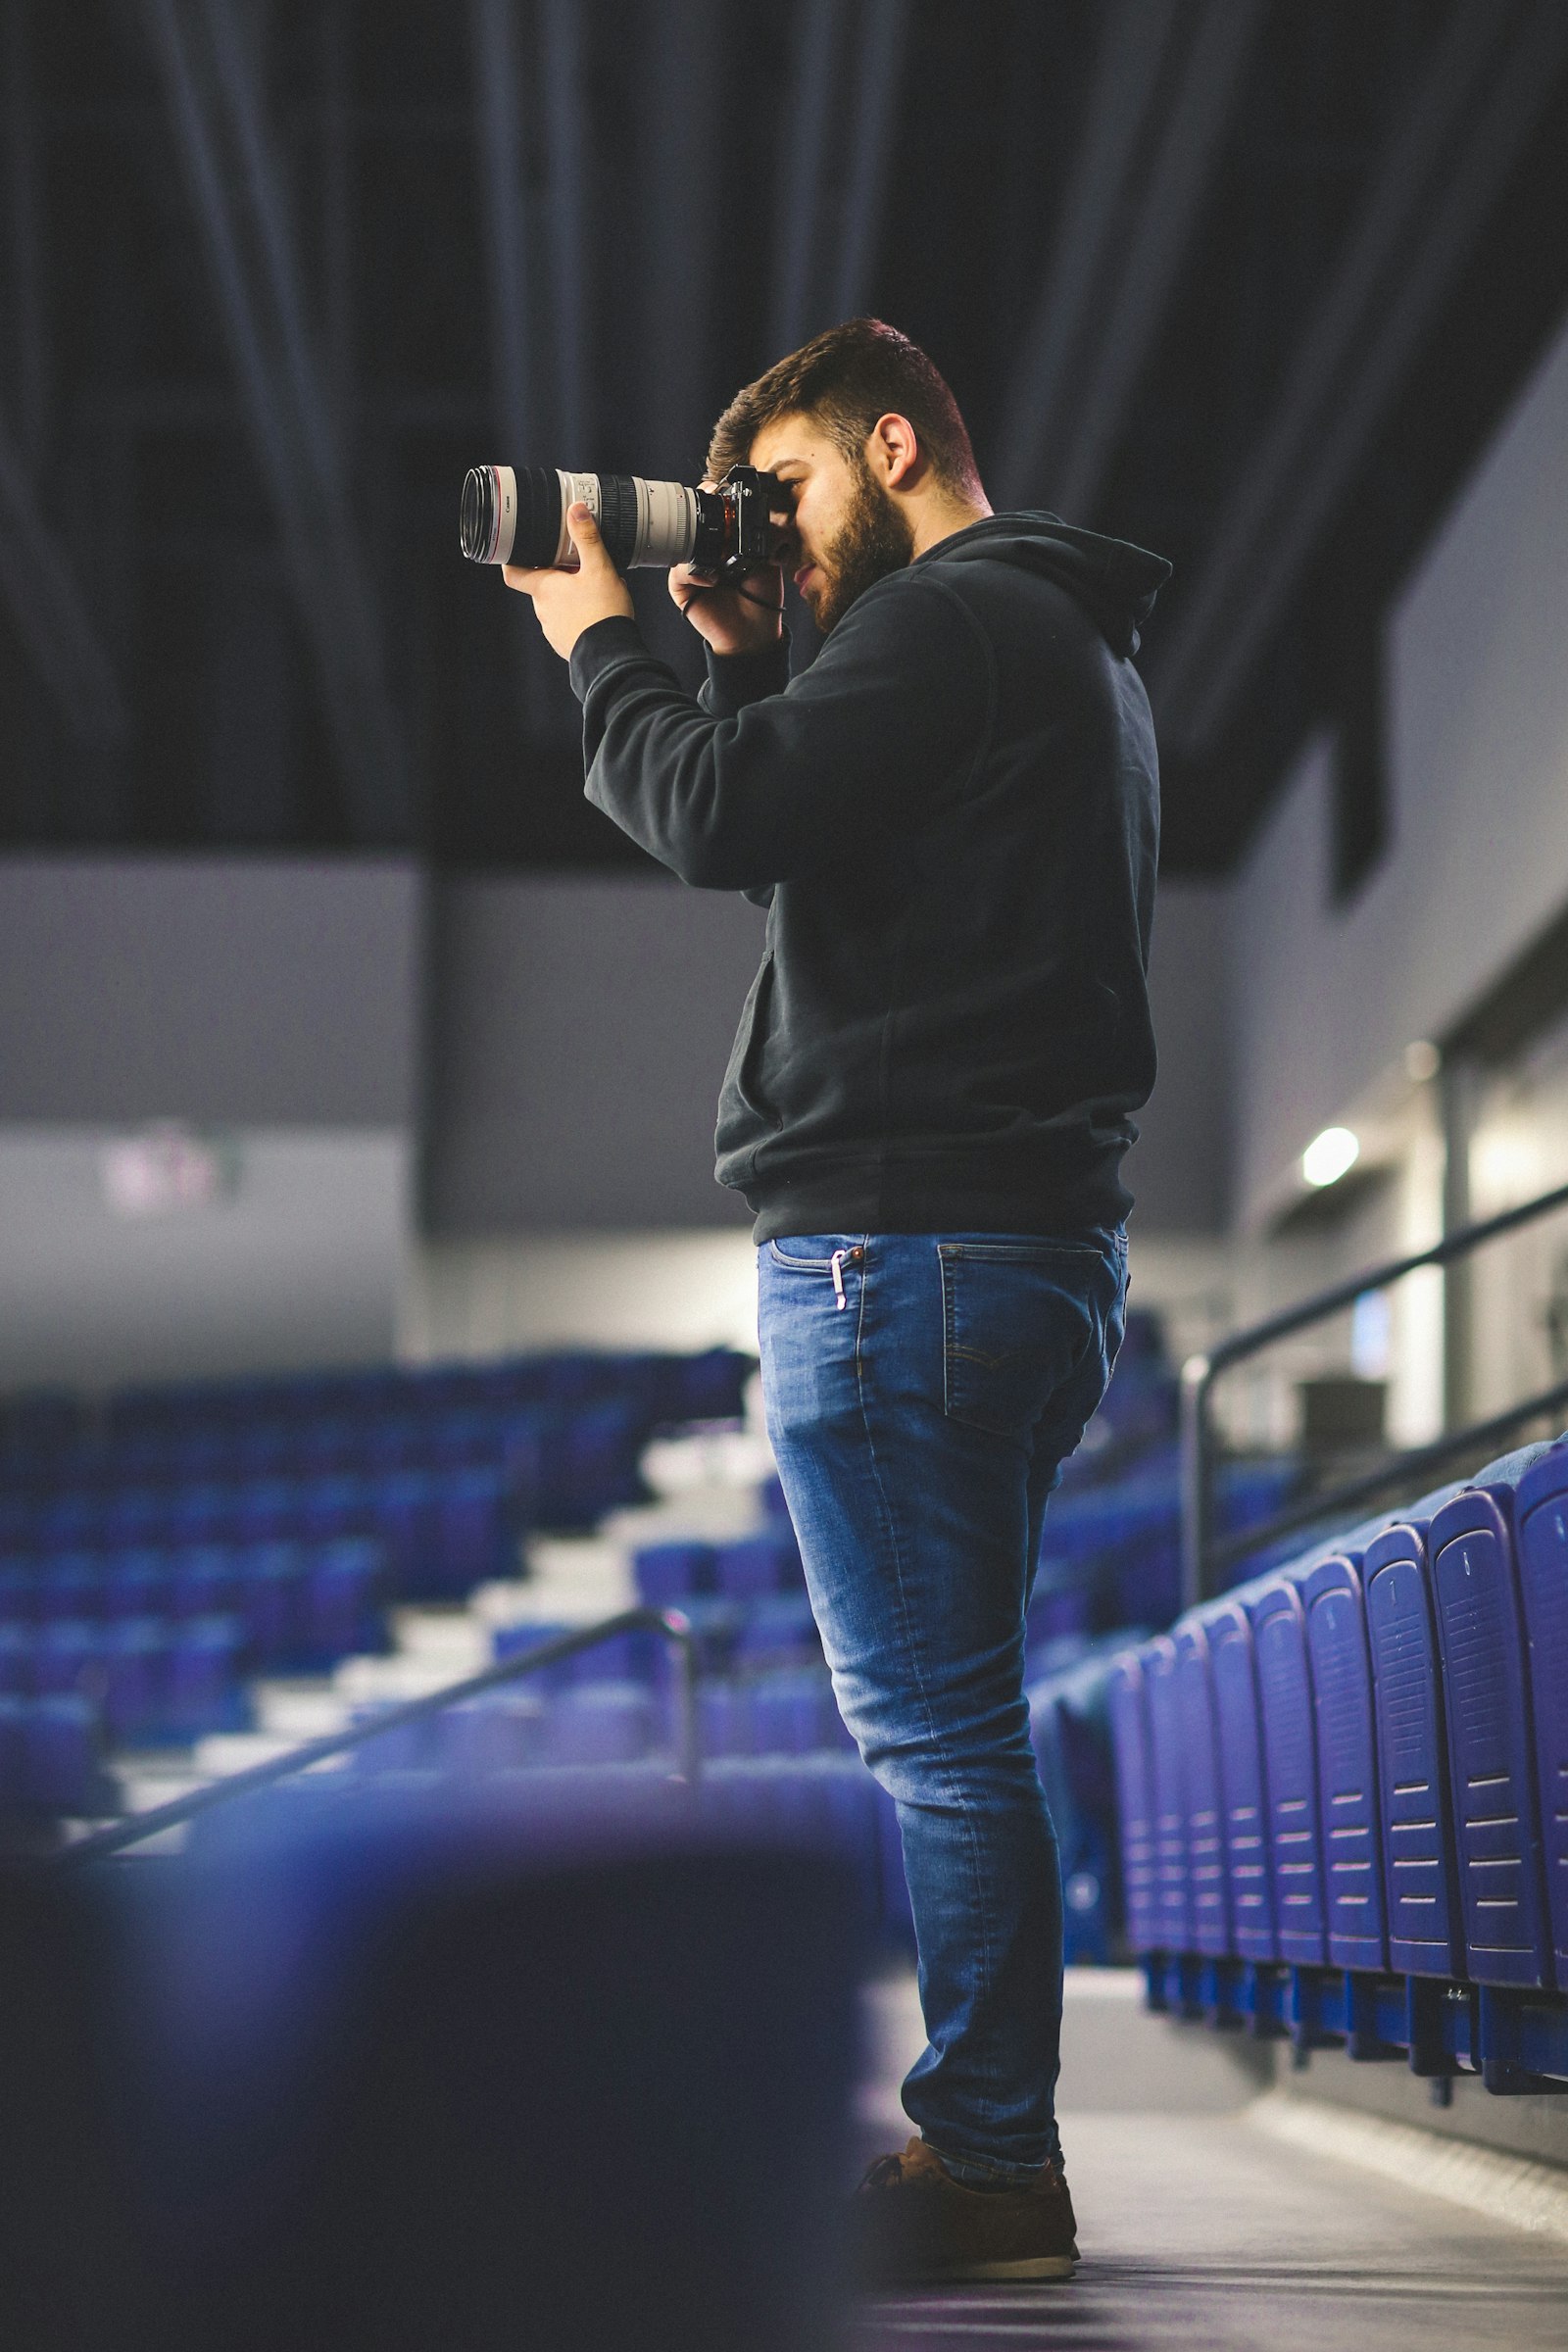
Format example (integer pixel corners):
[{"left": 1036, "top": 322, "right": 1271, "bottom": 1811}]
[{"left": 939, "top": 1239, "right": 1119, "bottom": 1439}]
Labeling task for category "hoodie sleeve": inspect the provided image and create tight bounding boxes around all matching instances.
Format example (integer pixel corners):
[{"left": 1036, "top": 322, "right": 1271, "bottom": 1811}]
[{"left": 566, "top": 574, "right": 992, "bottom": 892}]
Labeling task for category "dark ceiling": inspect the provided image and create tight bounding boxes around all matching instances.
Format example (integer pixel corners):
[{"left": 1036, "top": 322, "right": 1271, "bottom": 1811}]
[{"left": 3, "top": 0, "right": 1567, "bottom": 877}]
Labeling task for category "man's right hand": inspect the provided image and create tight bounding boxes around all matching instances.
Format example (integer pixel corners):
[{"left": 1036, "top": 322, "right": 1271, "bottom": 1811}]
[{"left": 667, "top": 555, "right": 784, "bottom": 658}]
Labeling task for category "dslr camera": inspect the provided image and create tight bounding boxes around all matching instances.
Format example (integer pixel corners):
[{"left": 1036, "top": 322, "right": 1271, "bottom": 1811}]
[{"left": 461, "top": 463, "right": 786, "bottom": 581}]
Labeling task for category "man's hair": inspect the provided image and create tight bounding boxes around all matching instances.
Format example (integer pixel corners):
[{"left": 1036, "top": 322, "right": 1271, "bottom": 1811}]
[{"left": 707, "top": 318, "right": 983, "bottom": 497}]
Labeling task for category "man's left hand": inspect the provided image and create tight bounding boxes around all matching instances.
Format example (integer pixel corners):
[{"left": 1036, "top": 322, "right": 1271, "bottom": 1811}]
[{"left": 504, "top": 502, "right": 634, "bottom": 659}]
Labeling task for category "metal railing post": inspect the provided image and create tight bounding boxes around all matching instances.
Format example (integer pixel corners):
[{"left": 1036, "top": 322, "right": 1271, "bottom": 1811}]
[
  {"left": 1179, "top": 1350, "right": 1213, "bottom": 1612},
  {"left": 1173, "top": 1176, "right": 1568, "bottom": 1602}
]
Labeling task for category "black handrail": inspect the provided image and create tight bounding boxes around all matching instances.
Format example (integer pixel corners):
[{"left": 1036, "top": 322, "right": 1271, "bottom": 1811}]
[
  {"left": 1181, "top": 1176, "right": 1568, "bottom": 1607},
  {"left": 56, "top": 1605, "right": 699, "bottom": 1869}
]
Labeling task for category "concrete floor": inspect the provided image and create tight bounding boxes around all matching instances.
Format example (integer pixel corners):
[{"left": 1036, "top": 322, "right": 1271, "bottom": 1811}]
[{"left": 852, "top": 1971, "right": 1568, "bottom": 2351}]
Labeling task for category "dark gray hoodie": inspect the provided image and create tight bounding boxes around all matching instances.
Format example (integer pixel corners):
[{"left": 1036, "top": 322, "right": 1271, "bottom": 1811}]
[{"left": 567, "top": 512, "right": 1170, "bottom": 1241}]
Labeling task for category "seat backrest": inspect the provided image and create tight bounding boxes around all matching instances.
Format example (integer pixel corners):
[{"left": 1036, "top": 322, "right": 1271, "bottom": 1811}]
[
  {"left": 1515, "top": 1445, "right": 1568, "bottom": 1990},
  {"left": 1205, "top": 1597, "right": 1277, "bottom": 1962},
  {"left": 1247, "top": 1581, "right": 1326, "bottom": 1964},
  {"left": 1106, "top": 1654, "right": 1159, "bottom": 1955},
  {"left": 1429, "top": 1484, "right": 1551, "bottom": 1989},
  {"left": 1144, "top": 1636, "right": 1193, "bottom": 1956},
  {"left": 1172, "top": 1621, "right": 1230, "bottom": 1957},
  {"left": 1363, "top": 1520, "right": 1462, "bottom": 1978},
  {"left": 1302, "top": 1552, "right": 1386, "bottom": 1972}
]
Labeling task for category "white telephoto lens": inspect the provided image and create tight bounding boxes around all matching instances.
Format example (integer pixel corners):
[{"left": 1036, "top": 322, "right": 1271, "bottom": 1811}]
[
  {"left": 631, "top": 476, "right": 699, "bottom": 566},
  {"left": 551, "top": 471, "right": 698, "bottom": 568},
  {"left": 484, "top": 465, "right": 517, "bottom": 564}
]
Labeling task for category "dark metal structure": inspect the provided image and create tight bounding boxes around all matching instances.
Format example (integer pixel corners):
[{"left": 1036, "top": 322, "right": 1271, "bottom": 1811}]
[
  {"left": 4, "top": 0, "right": 1568, "bottom": 871},
  {"left": 1180, "top": 1176, "right": 1568, "bottom": 1607}
]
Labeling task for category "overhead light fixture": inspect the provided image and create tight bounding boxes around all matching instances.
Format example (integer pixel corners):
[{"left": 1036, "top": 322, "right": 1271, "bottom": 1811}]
[{"left": 1302, "top": 1126, "right": 1360, "bottom": 1189}]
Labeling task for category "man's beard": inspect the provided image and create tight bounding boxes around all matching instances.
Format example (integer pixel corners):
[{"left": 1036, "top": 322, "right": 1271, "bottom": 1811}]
[{"left": 808, "top": 459, "right": 915, "bottom": 632}]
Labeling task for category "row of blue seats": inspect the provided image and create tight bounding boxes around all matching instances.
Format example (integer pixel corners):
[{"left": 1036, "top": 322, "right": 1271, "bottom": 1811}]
[
  {"left": 0, "top": 1470, "right": 514, "bottom": 1599},
  {"left": 0, "top": 1348, "right": 753, "bottom": 1457},
  {"left": 1034, "top": 1451, "right": 1301, "bottom": 1638},
  {"left": 632, "top": 1531, "right": 806, "bottom": 1606},
  {"left": 0, "top": 1694, "right": 114, "bottom": 1816},
  {"left": 352, "top": 1666, "right": 857, "bottom": 1778},
  {"left": 0, "top": 1537, "right": 386, "bottom": 1647},
  {"left": 1109, "top": 1435, "right": 1568, "bottom": 2083},
  {"left": 181, "top": 1749, "right": 915, "bottom": 1951},
  {"left": 495, "top": 1592, "right": 824, "bottom": 1686}
]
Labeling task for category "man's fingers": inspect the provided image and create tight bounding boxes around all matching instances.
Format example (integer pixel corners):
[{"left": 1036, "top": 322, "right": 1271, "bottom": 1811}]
[
  {"left": 567, "top": 500, "right": 614, "bottom": 568},
  {"left": 503, "top": 564, "right": 550, "bottom": 595}
]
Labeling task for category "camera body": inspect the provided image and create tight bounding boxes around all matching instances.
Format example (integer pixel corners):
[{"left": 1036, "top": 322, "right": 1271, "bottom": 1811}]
[{"left": 461, "top": 463, "right": 786, "bottom": 579}]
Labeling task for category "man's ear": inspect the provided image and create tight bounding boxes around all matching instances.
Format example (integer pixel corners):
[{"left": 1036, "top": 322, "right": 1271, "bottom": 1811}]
[{"left": 868, "top": 413, "right": 922, "bottom": 489}]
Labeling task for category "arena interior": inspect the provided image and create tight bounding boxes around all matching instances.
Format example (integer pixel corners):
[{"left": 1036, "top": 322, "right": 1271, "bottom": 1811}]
[{"left": 3, "top": 5, "right": 1568, "bottom": 2345}]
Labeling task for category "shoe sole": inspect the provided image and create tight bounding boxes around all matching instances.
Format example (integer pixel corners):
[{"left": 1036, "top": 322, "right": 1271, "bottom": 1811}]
[{"left": 884, "top": 2253, "right": 1077, "bottom": 2285}]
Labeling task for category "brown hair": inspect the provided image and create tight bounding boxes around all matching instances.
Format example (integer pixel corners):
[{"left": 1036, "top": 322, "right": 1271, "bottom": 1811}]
[{"left": 707, "top": 318, "right": 983, "bottom": 497}]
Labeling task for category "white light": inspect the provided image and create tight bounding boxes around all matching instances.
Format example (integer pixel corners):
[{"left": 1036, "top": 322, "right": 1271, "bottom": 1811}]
[{"left": 1302, "top": 1126, "right": 1360, "bottom": 1189}]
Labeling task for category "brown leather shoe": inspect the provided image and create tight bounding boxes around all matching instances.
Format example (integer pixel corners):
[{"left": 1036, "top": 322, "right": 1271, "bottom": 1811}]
[{"left": 849, "top": 2136, "right": 1078, "bottom": 2286}]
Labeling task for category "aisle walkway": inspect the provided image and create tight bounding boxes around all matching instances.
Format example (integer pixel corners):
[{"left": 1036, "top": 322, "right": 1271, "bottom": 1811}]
[{"left": 853, "top": 1974, "right": 1568, "bottom": 2351}]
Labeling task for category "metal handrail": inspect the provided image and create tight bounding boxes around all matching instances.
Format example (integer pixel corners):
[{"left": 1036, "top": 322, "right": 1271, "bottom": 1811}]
[
  {"left": 1181, "top": 1176, "right": 1568, "bottom": 1607},
  {"left": 56, "top": 1604, "right": 699, "bottom": 1869}
]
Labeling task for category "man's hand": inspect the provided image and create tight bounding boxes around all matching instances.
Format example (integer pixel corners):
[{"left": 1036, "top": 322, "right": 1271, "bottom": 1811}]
[
  {"left": 503, "top": 502, "right": 633, "bottom": 660},
  {"left": 667, "top": 479, "right": 787, "bottom": 657},
  {"left": 668, "top": 556, "right": 784, "bottom": 659}
]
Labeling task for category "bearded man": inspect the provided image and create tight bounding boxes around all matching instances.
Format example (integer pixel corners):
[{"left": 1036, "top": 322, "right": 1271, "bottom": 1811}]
[{"left": 504, "top": 318, "right": 1168, "bottom": 2288}]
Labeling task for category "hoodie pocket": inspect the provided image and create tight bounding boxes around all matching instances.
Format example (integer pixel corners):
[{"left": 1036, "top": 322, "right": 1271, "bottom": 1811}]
[{"left": 719, "top": 951, "right": 785, "bottom": 1146}]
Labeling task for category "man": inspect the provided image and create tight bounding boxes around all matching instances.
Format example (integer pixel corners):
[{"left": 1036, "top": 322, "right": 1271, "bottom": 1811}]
[{"left": 504, "top": 319, "right": 1167, "bottom": 2287}]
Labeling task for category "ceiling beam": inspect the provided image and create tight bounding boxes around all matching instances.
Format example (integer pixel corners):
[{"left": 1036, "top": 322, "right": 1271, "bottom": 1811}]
[
  {"left": 140, "top": 0, "right": 407, "bottom": 838},
  {"left": 540, "top": 0, "right": 587, "bottom": 456},
  {"left": 827, "top": 0, "right": 909, "bottom": 326},
  {"left": 769, "top": 0, "right": 909, "bottom": 358},
  {"left": 995, "top": 0, "right": 1178, "bottom": 510},
  {"left": 769, "top": 0, "right": 837, "bottom": 359},
  {"left": 469, "top": 0, "right": 536, "bottom": 467},
  {"left": 1046, "top": 0, "right": 1263, "bottom": 521},
  {"left": 0, "top": 412, "right": 131, "bottom": 743},
  {"left": 1154, "top": 0, "right": 1568, "bottom": 762}
]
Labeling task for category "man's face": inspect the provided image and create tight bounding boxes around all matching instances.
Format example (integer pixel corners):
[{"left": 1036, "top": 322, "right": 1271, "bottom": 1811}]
[{"left": 749, "top": 412, "right": 915, "bottom": 633}]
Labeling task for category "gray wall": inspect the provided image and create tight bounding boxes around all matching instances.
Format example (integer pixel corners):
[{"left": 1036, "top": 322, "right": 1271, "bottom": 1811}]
[
  {"left": 0, "top": 855, "right": 421, "bottom": 1387},
  {"left": 1122, "top": 881, "right": 1230, "bottom": 1235},
  {"left": 0, "top": 853, "right": 422, "bottom": 1124},
  {"left": 424, "top": 873, "right": 765, "bottom": 1232},
  {"left": 1228, "top": 303, "right": 1568, "bottom": 1230}
]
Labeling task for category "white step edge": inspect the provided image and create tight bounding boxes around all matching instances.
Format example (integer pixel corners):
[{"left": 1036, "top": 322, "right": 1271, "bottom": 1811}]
[{"left": 1250, "top": 2087, "right": 1568, "bottom": 2244}]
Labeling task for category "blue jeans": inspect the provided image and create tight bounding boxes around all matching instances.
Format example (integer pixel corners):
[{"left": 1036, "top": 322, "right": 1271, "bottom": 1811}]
[{"left": 757, "top": 1229, "right": 1127, "bottom": 2181}]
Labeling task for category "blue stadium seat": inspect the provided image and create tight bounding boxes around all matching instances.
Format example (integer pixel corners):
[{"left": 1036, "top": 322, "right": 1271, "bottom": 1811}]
[
  {"left": 23, "top": 1692, "right": 110, "bottom": 1814},
  {"left": 1203, "top": 1596, "right": 1277, "bottom": 1963},
  {"left": 1172, "top": 1621, "right": 1230, "bottom": 1957},
  {"left": 166, "top": 1617, "right": 248, "bottom": 1741},
  {"left": 1248, "top": 1580, "right": 1327, "bottom": 1965},
  {"left": 1143, "top": 1636, "right": 1193, "bottom": 1956},
  {"left": 1363, "top": 1519, "right": 1463, "bottom": 1978},
  {"left": 1430, "top": 1479, "right": 1552, "bottom": 1988},
  {"left": 1107, "top": 1653, "right": 1159, "bottom": 1954},
  {"left": 102, "top": 1617, "right": 169, "bottom": 1743},
  {"left": 544, "top": 1683, "right": 658, "bottom": 1767},
  {"left": 713, "top": 1532, "right": 801, "bottom": 1600},
  {"left": 727, "top": 1592, "right": 819, "bottom": 1671},
  {"left": 633, "top": 1540, "right": 714, "bottom": 1606},
  {"left": 1516, "top": 1445, "right": 1568, "bottom": 1988},
  {"left": 1302, "top": 1551, "right": 1387, "bottom": 1972}
]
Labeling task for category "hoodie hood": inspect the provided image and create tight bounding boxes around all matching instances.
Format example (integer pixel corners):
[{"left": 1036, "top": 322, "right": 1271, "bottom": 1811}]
[{"left": 917, "top": 511, "right": 1172, "bottom": 659}]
